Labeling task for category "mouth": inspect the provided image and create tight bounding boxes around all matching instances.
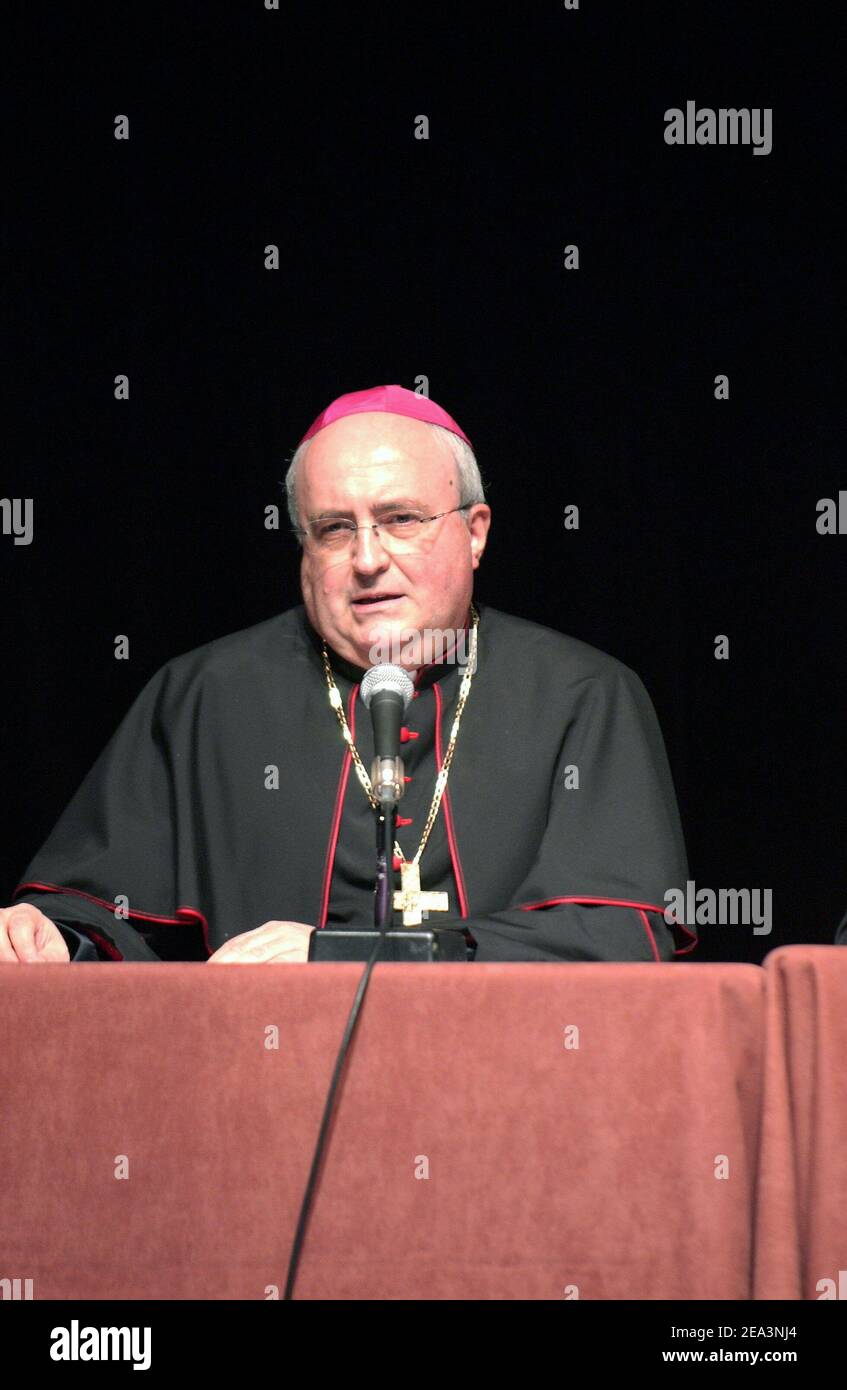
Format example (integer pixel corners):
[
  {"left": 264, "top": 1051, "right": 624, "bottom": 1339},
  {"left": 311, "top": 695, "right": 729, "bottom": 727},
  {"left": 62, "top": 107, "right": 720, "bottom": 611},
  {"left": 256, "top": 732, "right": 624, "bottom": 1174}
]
[{"left": 351, "top": 593, "right": 405, "bottom": 610}]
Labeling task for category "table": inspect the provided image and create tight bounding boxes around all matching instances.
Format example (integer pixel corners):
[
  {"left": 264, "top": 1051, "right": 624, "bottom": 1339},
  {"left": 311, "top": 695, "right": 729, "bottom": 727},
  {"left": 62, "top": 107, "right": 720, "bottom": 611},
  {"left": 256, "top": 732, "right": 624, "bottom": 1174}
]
[{"left": 1, "top": 958, "right": 777, "bottom": 1299}]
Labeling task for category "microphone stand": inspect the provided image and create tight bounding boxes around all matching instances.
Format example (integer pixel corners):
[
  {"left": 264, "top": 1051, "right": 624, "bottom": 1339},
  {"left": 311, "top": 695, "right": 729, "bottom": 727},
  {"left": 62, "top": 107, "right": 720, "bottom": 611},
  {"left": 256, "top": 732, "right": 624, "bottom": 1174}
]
[
  {"left": 374, "top": 800, "right": 397, "bottom": 931},
  {"left": 308, "top": 773, "right": 467, "bottom": 960}
]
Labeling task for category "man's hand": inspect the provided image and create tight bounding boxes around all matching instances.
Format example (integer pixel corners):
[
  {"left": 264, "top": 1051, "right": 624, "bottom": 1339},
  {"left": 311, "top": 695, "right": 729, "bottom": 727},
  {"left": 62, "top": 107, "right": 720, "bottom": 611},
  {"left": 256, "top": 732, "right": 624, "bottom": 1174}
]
[
  {"left": 206, "top": 921, "right": 314, "bottom": 964},
  {"left": 0, "top": 904, "right": 70, "bottom": 963}
]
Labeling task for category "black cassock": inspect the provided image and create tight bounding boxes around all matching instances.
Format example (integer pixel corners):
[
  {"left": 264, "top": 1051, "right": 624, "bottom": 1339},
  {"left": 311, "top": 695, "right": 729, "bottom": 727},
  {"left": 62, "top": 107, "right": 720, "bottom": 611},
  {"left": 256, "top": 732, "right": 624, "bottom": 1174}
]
[{"left": 13, "top": 601, "right": 695, "bottom": 962}]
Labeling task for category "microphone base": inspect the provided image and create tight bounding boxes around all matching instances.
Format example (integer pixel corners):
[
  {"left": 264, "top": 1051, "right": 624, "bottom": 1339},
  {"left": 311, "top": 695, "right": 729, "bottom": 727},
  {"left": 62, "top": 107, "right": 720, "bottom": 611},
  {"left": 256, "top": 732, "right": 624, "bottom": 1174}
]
[{"left": 309, "top": 928, "right": 470, "bottom": 963}]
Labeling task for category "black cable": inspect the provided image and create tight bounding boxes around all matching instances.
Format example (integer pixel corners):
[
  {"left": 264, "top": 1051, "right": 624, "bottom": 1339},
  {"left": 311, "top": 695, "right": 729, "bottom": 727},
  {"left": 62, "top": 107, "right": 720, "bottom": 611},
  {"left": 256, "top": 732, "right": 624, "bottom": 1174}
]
[{"left": 283, "top": 805, "right": 395, "bottom": 1299}]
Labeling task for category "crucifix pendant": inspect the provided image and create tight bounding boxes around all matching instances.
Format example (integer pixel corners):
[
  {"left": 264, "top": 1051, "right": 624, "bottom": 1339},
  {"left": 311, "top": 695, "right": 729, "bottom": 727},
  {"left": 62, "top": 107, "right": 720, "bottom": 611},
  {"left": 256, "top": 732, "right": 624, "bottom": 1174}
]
[{"left": 393, "top": 859, "right": 449, "bottom": 927}]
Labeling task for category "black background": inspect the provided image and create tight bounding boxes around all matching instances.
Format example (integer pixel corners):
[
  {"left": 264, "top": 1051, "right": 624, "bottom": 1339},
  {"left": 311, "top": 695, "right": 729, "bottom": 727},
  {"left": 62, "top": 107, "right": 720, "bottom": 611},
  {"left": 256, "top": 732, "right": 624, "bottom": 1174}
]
[{"left": 4, "top": 2, "right": 843, "bottom": 962}]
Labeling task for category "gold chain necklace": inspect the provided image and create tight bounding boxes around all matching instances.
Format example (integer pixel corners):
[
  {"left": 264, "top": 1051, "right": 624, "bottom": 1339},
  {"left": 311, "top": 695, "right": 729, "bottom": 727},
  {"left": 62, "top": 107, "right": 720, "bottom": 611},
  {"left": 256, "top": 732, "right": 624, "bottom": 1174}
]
[{"left": 321, "top": 602, "right": 479, "bottom": 924}]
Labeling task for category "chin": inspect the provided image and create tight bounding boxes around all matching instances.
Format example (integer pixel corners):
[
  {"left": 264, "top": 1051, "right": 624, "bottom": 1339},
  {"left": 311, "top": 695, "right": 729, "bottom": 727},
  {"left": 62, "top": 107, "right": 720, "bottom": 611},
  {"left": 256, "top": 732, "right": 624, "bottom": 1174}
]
[{"left": 357, "top": 616, "right": 417, "bottom": 667}]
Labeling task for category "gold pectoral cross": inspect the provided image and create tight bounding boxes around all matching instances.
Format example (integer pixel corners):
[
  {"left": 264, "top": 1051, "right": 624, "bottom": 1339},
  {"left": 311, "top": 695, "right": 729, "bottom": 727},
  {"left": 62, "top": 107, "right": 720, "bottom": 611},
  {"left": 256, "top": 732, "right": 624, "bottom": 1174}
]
[{"left": 393, "top": 859, "right": 449, "bottom": 927}]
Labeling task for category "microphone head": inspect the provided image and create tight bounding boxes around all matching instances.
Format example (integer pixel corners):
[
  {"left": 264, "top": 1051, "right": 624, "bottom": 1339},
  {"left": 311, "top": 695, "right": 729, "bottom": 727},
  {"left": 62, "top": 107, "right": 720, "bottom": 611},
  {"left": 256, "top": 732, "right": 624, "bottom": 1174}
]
[{"left": 360, "top": 663, "right": 415, "bottom": 711}]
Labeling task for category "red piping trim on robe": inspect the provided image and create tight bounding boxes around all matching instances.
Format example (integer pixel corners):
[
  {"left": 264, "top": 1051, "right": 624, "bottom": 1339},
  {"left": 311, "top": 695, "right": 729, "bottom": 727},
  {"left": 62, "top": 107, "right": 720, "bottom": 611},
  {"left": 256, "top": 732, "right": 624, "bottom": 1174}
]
[
  {"left": 638, "top": 907, "right": 661, "bottom": 962},
  {"left": 317, "top": 684, "right": 357, "bottom": 929},
  {"left": 12, "top": 880, "right": 212, "bottom": 958},
  {"left": 516, "top": 894, "right": 698, "bottom": 956},
  {"left": 433, "top": 680, "right": 470, "bottom": 919}
]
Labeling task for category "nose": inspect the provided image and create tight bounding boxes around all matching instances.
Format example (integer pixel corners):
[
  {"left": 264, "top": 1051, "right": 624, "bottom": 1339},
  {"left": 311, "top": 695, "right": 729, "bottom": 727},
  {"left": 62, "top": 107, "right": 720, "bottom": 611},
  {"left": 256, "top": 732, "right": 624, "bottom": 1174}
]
[{"left": 351, "top": 522, "right": 390, "bottom": 574}]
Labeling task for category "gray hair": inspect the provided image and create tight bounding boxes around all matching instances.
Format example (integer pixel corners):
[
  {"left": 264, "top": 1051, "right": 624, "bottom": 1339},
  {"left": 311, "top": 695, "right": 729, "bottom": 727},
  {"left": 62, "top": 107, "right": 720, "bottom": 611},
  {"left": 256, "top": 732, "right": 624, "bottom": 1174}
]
[{"left": 283, "top": 421, "right": 486, "bottom": 540}]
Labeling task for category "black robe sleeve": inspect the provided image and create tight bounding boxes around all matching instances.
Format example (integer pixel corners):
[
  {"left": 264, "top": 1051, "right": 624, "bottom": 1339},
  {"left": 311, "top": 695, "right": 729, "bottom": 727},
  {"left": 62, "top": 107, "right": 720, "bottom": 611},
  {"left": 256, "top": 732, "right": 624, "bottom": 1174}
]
[
  {"left": 458, "top": 662, "right": 694, "bottom": 963},
  {"left": 12, "top": 666, "right": 199, "bottom": 962}
]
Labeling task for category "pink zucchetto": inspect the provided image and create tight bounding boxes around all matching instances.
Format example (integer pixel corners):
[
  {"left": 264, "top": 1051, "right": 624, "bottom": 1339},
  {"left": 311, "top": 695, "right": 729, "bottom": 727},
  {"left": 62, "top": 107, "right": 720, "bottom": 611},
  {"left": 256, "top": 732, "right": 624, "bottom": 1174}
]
[{"left": 297, "top": 384, "right": 473, "bottom": 450}]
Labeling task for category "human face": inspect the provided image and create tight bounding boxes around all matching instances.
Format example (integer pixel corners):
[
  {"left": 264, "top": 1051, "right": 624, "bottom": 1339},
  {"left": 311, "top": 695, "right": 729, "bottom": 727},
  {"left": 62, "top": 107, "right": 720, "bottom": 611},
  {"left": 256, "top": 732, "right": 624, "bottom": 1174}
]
[{"left": 298, "top": 412, "right": 491, "bottom": 671}]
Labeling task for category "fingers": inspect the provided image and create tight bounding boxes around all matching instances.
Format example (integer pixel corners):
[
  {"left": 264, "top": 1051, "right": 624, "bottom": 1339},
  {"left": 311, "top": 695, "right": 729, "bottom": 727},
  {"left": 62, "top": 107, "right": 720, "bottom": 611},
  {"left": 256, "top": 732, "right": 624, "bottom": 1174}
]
[
  {"left": 31, "top": 914, "right": 72, "bottom": 962},
  {"left": 0, "top": 908, "right": 18, "bottom": 963},
  {"left": 208, "top": 938, "right": 308, "bottom": 963},
  {"left": 207, "top": 921, "right": 313, "bottom": 964},
  {"left": 0, "top": 905, "right": 70, "bottom": 963}
]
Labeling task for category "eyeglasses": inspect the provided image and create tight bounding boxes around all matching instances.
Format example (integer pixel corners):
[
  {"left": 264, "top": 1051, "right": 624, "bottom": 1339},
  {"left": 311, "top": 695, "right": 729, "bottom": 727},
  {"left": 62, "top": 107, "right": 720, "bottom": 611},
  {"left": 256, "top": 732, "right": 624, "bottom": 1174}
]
[{"left": 294, "top": 504, "right": 473, "bottom": 554}]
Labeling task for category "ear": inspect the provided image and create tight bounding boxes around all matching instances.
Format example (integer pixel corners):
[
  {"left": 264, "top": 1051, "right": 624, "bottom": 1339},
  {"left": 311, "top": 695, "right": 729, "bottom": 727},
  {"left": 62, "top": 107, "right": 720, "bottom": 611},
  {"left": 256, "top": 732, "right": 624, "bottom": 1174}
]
[{"left": 468, "top": 504, "right": 491, "bottom": 568}]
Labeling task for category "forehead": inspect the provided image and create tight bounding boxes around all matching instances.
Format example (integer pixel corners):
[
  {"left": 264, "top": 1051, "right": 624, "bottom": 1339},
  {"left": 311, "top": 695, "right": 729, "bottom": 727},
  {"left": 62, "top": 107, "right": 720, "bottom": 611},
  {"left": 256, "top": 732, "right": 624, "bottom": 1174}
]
[{"left": 299, "top": 412, "right": 455, "bottom": 502}]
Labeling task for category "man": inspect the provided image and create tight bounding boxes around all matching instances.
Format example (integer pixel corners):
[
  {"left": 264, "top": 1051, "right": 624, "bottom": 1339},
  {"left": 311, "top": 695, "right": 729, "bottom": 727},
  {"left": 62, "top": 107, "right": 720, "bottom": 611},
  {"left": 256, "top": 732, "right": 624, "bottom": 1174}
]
[{"left": 2, "top": 384, "right": 694, "bottom": 964}]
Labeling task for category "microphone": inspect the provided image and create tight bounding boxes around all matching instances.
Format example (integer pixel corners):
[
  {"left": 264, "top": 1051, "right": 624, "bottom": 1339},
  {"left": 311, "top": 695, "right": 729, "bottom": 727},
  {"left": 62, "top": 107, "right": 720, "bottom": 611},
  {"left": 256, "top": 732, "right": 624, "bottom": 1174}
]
[{"left": 360, "top": 663, "right": 415, "bottom": 806}]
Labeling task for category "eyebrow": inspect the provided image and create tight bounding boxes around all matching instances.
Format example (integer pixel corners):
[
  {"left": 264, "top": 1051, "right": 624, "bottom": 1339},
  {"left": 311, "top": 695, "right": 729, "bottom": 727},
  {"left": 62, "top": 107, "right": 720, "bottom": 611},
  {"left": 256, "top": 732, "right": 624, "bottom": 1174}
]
[{"left": 306, "top": 498, "right": 428, "bottom": 523}]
